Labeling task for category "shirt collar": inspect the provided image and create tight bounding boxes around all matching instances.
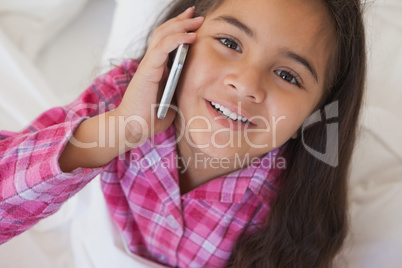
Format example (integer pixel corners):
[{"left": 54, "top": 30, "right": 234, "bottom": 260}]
[
  {"left": 136, "top": 124, "right": 284, "bottom": 205},
  {"left": 183, "top": 149, "right": 283, "bottom": 205}
]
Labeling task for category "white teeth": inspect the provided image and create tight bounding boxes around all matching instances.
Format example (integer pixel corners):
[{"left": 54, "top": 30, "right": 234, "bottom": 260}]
[
  {"left": 223, "top": 108, "right": 231, "bottom": 116},
  {"left": 210, "top": 102, "right": 250, "bottom": 123},
  {"left": 229, "top": 113, "right": 237, "bottom": 120}
]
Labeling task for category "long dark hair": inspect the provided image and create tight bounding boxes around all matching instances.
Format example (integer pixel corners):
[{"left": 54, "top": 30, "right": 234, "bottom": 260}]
[{"left": 150, "top": 0, "right": 366, "bottom": 267}]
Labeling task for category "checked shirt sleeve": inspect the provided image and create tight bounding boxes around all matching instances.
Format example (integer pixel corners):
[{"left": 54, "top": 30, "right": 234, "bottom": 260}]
[{"left": 0, "top": 60, "right": 138, "bottom": 244}]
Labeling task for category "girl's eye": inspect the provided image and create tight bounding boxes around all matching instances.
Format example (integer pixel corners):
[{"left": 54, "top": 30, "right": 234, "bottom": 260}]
[
  {"left": 218, "top": 37, "right": 242, "bottom": 52},
  {"left": 275, "top": 70, "right": 301, "bottom": 88}
]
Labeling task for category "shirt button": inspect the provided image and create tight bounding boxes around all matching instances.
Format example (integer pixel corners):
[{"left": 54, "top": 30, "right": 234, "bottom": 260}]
[{"left": 166, "top": 215, "right": 179, "bottom": 229}]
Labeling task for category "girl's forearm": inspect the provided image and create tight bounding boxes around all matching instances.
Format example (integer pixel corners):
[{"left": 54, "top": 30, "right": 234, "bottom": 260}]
[{"left": 58, "top": 110, "right": 143, "bottom": 172}]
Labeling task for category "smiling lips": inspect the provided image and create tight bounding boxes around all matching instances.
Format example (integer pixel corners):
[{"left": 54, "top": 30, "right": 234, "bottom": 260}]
[{"left": 209, "top": 101, "right": 251, "bottom": 123}]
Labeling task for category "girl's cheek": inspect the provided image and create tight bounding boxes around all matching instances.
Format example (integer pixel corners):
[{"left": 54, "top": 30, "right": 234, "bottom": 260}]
[{"left": 182, "top": 45, "right": 217, "bottom": 88}]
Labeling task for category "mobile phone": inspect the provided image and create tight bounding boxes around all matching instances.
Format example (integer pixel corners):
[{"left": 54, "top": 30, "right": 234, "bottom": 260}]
[{"left": 157, "top": 43, "right": 189, "bottom": 120}]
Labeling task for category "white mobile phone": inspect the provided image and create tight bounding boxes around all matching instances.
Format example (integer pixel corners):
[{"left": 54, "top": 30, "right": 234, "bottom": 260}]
[{"left": 157, "top": 43, "right": 189, "bottom": 120}]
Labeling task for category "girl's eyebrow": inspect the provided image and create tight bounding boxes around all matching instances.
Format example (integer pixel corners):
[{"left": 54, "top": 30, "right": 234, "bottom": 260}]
[
  {"left": 280, "top": 49, "right": 319, "bottom": 83},
  {"left": 212, "top": 15, "right": 255, "bottom": 38}
]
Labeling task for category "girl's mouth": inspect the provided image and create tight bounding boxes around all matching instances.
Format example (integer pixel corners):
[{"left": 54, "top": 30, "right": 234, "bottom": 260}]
[{"left": 209, "top": 101, "right": 252, "bottom": 124}]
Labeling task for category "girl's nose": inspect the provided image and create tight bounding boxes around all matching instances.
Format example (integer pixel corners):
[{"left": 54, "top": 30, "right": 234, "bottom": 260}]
[{"left": 223, "top": 65, "right": 266, "bottom": 103}]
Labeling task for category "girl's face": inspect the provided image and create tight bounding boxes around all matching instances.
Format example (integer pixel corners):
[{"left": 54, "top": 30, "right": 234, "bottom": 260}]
[{"left": 175, "top": 0, "right": 334, "bottom": 160}]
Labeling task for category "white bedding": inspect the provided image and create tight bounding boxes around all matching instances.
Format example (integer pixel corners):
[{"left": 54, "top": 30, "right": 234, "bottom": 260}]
[{"left": 0, "top": 0, "right": 401, "bottom": 267}]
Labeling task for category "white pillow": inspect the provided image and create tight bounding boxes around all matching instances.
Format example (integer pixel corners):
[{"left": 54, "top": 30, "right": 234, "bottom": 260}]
[
  {"left": 0, "top": 0, "right": 89, "bottom": 60},
  {"left": 336, "top": 107, "right": 402, "bottom": 268},
  {"left": 100, "top": 0, "right": 173, "bottom": 68},
  {"left": 0, "top": 27, "right": 62, "bottom": 131},
  {"left": 364, "top": 0, "right": 402, "bottom": 117}
]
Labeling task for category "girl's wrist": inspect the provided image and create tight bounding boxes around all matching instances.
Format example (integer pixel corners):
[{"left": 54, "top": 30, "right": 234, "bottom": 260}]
[{"left": 107, "top": 108, "right": 149, "bottom": 150}]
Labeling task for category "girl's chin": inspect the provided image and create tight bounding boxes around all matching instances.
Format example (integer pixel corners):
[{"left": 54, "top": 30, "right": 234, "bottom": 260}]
[{"left": 182, "top": 133, "right": 246, "bottom": 158}]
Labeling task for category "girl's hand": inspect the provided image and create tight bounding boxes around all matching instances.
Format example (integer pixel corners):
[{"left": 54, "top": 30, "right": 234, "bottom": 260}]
[
  {"left": 59, "top": 8, "right": 203, "bottom": 172},
  {"left": 116, "top": 7, "right": 204, "bottom": 144}
]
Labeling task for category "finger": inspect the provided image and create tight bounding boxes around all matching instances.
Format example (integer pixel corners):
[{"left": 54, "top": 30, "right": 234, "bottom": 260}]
[
  {"left": 173, "top": 6, "right": 196, "bottom": 21},
  {"left": 145, "top": 32, "right": 197, "bottom": 70},
  {"left": 150, "top": 16, "right": 204, "bottom": 47},
  {"left": 151, "top": 7, "right": 195, "bottom": 40}
]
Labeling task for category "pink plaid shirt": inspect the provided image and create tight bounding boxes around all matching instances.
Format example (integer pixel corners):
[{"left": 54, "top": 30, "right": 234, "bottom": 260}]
[{"left": 0, "top": 60, "right": 283, "bottom": 267}]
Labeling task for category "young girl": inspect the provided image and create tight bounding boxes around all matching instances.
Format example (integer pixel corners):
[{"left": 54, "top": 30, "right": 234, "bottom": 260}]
[{"left": 0, "top": 0, "right": 366, "bottom": 267}]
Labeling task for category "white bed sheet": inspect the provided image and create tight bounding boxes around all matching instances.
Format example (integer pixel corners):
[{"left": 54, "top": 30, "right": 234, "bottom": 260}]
[
  {"left": 0, "top": 0, "right": 401, "bottom": 267},
  {"left": 0, "top": 26, "right": 62, "bottom": 132}
]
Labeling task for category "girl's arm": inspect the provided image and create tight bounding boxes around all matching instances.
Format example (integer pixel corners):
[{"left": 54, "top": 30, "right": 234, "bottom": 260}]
[
  {"left": 0, "top": 7, "right": 203, "bottom": 244},
  {"left": 0, "top": 60, "right": 136, "bottom": 244}
]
